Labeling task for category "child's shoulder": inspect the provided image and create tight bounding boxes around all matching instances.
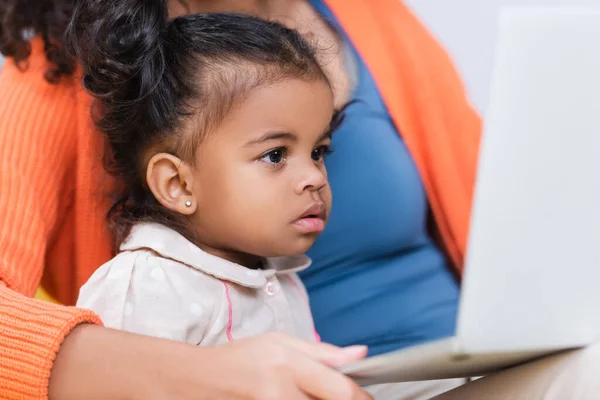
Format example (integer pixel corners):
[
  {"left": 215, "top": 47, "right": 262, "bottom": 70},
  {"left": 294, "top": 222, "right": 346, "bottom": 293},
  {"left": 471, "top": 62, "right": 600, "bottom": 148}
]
[
  {"left": 80, "top": 249, "right": 226, "bottom": 296},
  {"left": 76, "top": 249, "right": 228, "bottom": 343},
  {"left": 76, "top": 250, "right": 227, "bottom": 315}
]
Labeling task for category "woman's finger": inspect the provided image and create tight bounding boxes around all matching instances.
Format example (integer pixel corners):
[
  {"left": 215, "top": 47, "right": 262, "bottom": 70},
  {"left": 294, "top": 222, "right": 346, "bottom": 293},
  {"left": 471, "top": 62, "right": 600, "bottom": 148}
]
[
  {"left": 290, "top": 349, "right": 373, "bottom": 400},
  {"left": 275, "top": 333, "right": 368, "bottom": 367}
]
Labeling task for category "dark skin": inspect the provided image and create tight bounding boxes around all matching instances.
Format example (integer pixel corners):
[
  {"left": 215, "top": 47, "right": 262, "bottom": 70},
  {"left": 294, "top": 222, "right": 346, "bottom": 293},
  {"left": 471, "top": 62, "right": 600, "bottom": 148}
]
[{"left": 43, "top": 1, "right": 369, "bottom": 400}]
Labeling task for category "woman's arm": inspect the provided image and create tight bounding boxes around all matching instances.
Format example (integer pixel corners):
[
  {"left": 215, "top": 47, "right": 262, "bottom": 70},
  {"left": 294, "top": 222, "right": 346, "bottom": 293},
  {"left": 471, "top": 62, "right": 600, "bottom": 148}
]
[
  {"left": 0, "top": 284, "right": 102, "bottom": 399},
  {"left": 50, "top": 326, "right": 371, "bottom": 400},
  {"left": 0, "top": 43, "right": 107, "bottom": 397}
]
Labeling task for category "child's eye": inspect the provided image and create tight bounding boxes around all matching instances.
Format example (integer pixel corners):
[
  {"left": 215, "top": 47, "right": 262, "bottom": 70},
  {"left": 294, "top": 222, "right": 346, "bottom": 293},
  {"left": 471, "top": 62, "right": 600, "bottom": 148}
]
[
  {"left": 260, "top": 148, "right": 287, "bottom": 165},
  {"left": 312, "top": 145, "right": 333, "bottom": 161}
]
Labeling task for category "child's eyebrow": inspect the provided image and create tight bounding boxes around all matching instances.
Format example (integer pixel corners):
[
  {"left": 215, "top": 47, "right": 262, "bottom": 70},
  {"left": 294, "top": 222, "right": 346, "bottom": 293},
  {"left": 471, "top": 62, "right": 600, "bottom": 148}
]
[
  {"left": 318, "top": 129, "right": 333, "bottom": 142},
  {"left": 245, "top": 127, "right": 333, "bottom": 148},
  {"left": 245, "top": 132, "right": 297, "bottom": 147}
]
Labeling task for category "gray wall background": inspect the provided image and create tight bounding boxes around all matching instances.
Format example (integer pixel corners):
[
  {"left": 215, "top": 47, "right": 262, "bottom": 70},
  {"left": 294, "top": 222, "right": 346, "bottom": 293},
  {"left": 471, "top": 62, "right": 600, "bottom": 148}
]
[{"left": 405, "top": 0, "right": 600, "bottom": 112}]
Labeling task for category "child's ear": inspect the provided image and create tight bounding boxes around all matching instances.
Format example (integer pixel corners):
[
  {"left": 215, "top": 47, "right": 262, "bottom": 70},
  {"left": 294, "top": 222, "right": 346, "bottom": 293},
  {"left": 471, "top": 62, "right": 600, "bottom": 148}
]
[{"left": 146, "top": 153, "right": 197, "bottom": 215}]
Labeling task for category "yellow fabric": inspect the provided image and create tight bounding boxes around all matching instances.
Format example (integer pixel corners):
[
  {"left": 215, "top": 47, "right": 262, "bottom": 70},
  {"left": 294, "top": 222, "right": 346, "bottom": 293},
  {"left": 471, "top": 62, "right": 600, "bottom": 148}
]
[{"left": 34, "top": 287, "right": 59, "bottom": 303}]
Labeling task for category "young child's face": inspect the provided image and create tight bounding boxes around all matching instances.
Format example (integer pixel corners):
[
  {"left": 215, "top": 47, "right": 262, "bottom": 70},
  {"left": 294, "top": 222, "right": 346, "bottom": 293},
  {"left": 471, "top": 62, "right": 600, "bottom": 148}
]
[{"left": 189, "top": 78, "right": 334, "bottom": 264}]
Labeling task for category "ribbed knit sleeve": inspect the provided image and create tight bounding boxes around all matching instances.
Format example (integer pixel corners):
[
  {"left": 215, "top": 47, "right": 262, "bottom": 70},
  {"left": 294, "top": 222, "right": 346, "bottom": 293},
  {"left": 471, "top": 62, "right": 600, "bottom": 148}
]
[
  {"left": 0, "top": 46, "right": 103, "bottom": 398},
  {"left": 0, "top": 283, "right": 102, "bottom": 399}
]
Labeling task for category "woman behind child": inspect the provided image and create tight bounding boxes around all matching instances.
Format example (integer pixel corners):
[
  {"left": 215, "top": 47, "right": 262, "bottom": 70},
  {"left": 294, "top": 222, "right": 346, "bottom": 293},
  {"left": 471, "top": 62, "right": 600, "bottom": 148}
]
[{"left": 69, "top": 0, "right": 337, "bottom": 343}]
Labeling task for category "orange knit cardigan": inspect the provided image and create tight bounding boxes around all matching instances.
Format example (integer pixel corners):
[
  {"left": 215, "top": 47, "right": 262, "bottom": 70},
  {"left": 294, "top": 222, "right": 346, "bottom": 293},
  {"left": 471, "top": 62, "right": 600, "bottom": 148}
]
[{"left": 0, "top": 0, "right": 480, "bottom": 397}]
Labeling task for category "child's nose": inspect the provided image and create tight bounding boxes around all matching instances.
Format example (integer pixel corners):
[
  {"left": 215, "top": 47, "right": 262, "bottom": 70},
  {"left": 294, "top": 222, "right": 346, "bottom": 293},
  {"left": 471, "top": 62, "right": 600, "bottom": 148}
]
[{"left": 294, "top": 163, "right": 328, "bottom": 195}]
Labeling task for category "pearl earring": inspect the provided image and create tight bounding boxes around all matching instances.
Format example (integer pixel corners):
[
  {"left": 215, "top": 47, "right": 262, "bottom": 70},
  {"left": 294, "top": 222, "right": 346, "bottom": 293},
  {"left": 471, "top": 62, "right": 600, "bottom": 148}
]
[{"left": 185, "top": 200, "right": 192, "bottom": 208}]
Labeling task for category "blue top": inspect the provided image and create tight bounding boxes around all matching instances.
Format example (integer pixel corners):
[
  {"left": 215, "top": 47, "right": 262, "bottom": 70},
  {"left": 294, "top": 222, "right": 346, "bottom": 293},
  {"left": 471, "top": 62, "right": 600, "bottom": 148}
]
[{"left": 300, "top": 0, "right": 460, "bottom": 356}]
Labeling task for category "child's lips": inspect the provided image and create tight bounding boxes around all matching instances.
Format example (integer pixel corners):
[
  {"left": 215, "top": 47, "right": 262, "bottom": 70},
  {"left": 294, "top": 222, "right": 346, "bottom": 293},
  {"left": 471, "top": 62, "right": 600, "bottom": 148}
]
[
  {"left": 294, "top": 202, "right": 327, "bottom": 233},
  {"left": 293, "top": 216, "right": 326, "bottom": 233}
]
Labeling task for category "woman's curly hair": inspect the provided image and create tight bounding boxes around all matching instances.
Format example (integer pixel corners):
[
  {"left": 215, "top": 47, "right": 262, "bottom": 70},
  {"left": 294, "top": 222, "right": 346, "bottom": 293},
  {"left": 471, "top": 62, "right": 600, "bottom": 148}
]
[
  {"left": 0, "top": 1, "right": 76, "bottom": 83},
  {"left": 0, "top": 0, "right": 191, "bottom": 83}
]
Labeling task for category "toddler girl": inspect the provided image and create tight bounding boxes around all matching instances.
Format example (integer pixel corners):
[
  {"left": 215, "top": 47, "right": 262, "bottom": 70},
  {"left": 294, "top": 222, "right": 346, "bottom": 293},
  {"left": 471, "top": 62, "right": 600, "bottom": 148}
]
[{"left": 70, "top": 0, "right": 339, "bottom": 345}]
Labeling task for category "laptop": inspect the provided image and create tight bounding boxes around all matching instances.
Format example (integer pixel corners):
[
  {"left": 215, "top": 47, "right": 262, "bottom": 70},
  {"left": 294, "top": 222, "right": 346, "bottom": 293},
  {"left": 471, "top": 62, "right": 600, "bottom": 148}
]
[{"left": 340, "top": 6, "right": 600, "bottom": 386}]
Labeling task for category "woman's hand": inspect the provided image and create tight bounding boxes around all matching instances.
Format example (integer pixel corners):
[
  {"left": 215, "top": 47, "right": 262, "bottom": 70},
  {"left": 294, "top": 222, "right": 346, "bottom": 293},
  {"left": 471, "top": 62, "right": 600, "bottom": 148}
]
[
  {"left": 49, "top": 325, "right": 371, "bottom": 400},
  {"left": 196, "top": 333, "right": 371, "bottom": 400}
]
